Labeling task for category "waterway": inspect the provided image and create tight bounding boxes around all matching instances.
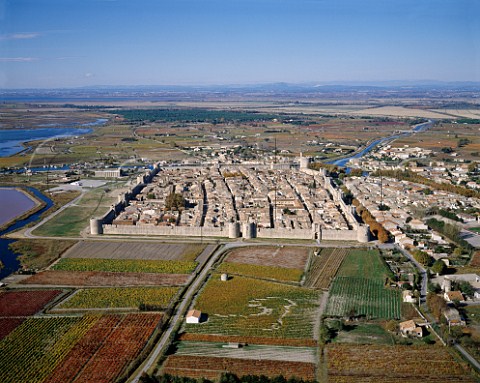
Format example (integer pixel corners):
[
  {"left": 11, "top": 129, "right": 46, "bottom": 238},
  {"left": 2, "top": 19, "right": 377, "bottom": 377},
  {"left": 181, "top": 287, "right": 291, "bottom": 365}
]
[
  {"left": 0, "top": 118, "right": 108, "bottom": 157},
  {"left": 0, "top": 188, "right": 37, "bottom": 227},
  {"left": 328, "top": 120, "right": 433, "bottom": 167},
  {"left": 0, "top": 187, "right": 53, "bottom": 280}
]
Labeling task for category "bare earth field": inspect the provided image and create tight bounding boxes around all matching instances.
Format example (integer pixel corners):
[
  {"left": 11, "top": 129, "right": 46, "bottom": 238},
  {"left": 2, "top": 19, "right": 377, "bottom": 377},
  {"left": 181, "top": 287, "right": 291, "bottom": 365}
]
[
  {"left": 63, "top": 241, "right": 205, "bottom": 261},
  {"left": 431, "top": 109, "right": 480, "bottom": 119},
  {"left": 173, "top": 341, "right": 316, "bottom": 363},
  {"left": 350, "top": 106, "right": 450, "bottom": 119},
  {"left": 178, "top": 333, "right": 317, "bottom": 347},
  {"left": 225, "top": 246, "right": 310, "bottom": 269},
  {"left": 21, "top": 270, "right": 189, "bottom": 287}
]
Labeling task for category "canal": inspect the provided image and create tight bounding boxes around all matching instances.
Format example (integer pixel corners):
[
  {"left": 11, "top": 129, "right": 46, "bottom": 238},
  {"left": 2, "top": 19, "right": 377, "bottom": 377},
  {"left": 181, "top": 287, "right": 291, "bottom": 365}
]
[
  {"left": 328, "top": 120, "right": 434, "bottom": 167},
  {"left": 0, "top": 188, "right": 53, "bottom": 280}
]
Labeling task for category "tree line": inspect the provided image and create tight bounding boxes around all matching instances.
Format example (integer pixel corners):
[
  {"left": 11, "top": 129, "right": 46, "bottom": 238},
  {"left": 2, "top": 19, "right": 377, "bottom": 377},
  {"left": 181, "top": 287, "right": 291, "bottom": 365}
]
[{"left": 114, "top": 109, "right": 280, "bottom": 123}]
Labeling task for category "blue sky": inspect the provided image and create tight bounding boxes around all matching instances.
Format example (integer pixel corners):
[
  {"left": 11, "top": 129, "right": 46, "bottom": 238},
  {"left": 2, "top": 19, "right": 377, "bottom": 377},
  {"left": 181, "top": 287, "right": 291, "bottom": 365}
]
[{"left": 0, "top": 0, "right": 479, "bottom": 88}]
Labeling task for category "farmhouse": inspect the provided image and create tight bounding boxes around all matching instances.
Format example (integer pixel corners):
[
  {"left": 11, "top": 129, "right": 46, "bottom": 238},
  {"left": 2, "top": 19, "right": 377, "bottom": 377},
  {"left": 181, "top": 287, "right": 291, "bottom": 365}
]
[
  {"left": 444, "top": 291, "right": 465, "bottom": 303},
  {"left": 402, "top": 290, "right": 416, "bottom": 303},
  {"left": 408, "top": 219, "right": 428, "bottom": 231},
  {"left": 444, "top": 308, "right": 466, "bottom": 326},
  {"left": 186, "top": 309, "right": 202, "bottom": 324},
  {"left": 399, "top": 320, "right": 423, "bottom": 338}
]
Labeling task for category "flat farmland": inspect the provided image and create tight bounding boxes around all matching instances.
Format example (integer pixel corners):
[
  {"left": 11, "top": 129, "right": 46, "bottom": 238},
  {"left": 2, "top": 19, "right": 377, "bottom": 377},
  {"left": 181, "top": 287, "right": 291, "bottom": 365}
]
[
  {"left": 32, "top": 185, "right": 124, "bottom": 237},
  {"left": 0, "top": 289, "right": 62, "bottom": 316},
  {"left": 56, "top": 287, "right": 179, "bottom": 310},
  {"left": 0, "top": 290, "right": 64, "bottom": 341},
  {"left": 326, "top": 344, "right": 478, "bottom": 383},
  {"left": 64, "top": 313, "right": 161, "bottom": 383},
  {"left": 178, "top": 333, "right": 317, "bottom": 347},
  {"left": 217, "top": 262, "right": 303, "bottom": 282},
  {"left": 184, "top": 275, "right": 320, "bottom": 339},
  {"left": 392, "top": 121, "right": 480, "bottom": 160},
  {"left": 63, "top": 241, "right": 206, "bottom": 261},
  {"left": 0, "top": 318, "right": 26, "bottom": 340},
  {"left": 52, "top": 257, "right": 197, "bottom": 274},
  {"left": 325, "top": 249, "right": 401, "bottom": 319},
  {"left": 173, "top": 341, "right": 316, "bottom": 363},
  {"left": 351, "top": 106, "right": 449, "bottom": 119},
  {"left": 225, "top": 246, "right": 310, "bottom": 269},
  {"left": 162, "top": 355, "right": 316, "bottom": 381},
  {"left": 431, "top": 109, "right": 480, "bottom": 118},
  {"left": 0, "top": 313, "right": 162, "bottom": 383},
  {"left": 22, "top": 270, "right": 189, "bottom": 287},
  {"left": 304, "top": 248, "right": 347, "bottom": 289},
  {"left": 0, "top": 316, "right": 98, "bottom": 383},
  {"left": 333, "top": 322, "right": 394, "bottom": 345}
]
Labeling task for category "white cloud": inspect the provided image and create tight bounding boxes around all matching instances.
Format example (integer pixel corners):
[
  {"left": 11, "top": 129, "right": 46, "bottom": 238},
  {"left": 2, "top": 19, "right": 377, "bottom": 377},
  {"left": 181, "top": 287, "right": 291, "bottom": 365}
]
[
  {"left": 0, "top": 32, "right": 41, "bottom": 41},
  {"left": 84, "top": 73, "right": 95, "bottom": 78},
  {"left": 0, "top": 57, "right": 38, "bottom": 62},
  {"left": 55, "top": 56, "right": 83, "bottom": 60}
]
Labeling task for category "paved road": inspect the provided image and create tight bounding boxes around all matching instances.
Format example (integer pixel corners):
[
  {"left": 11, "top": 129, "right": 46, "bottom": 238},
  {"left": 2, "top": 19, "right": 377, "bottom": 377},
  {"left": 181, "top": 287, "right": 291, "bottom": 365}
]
[
  {"left": 455, "top": 344, "right": 480, "bottom": 372},
  {"left": 379, "top": 243, "right": 427, "bottom": 300},
  {"left": 23, "top": 190, "right": 85, "bottom": 238},
  {"left": 129, "top": 242, "right": 244, "bottom": 383},
  {"left": 128, "top": 241, "right": 361, "bottom": 382}
]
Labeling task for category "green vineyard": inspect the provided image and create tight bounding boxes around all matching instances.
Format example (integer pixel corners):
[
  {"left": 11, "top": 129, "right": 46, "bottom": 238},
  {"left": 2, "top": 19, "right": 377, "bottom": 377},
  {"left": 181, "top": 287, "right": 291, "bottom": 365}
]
[
  {"left": 53, "top": 258, "right": 197, "bottom": 274},
  {"left": 325, "top": 249, "right": 401, "bottom": 319},
  {"left": 58, "top": 287, "right": 179, "bottom": 309}
]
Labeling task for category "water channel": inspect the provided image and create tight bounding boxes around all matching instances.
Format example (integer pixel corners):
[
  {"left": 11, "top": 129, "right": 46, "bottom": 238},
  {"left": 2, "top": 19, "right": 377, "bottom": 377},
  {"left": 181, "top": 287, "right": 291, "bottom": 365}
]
[
  {"left": 0, "top": 188, "right": 53, "bottom": 280},
  {"left": 328, "top": 120, "right": 433, "bottom": 167}
]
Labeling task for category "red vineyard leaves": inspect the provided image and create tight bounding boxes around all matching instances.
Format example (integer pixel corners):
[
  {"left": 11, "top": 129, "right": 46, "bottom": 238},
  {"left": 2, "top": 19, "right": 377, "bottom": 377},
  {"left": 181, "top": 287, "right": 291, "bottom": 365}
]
[
  {"left": 0, "top": 290, "right": 62, "bottom": 316},
  {"left": 163, "top": 355, "right": 316, "bottom": 380}
]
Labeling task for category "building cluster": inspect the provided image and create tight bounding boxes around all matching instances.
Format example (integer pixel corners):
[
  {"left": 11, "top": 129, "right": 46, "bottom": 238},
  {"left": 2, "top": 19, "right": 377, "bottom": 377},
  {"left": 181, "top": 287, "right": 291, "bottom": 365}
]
[
  {"left": 351, "top": 150, "right": 480, "bottom": 193},
  {"left": 345, "top": 176, "right": 480, "bottom": 255},
  {"left": 372, "top": 145, "right": 433, "bottom": 161},
  {"left": 113, "top": 165, "right": 349, "bottom": 231}
]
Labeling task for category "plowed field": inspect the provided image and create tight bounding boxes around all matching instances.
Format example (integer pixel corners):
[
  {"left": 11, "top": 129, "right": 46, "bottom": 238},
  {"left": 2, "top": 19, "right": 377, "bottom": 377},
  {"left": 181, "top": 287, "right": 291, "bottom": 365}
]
[
  {"left": 226, "top": 246, "right": 309, "bottom": 269},
  {"left": 22, "top": 270, "right": 189, "bottom": 287}
]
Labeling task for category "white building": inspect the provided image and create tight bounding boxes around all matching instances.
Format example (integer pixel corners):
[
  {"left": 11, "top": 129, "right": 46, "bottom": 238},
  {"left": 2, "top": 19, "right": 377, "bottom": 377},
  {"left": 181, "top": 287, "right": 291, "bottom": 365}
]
[
  {"left": 186, "top": 309, "right": 202, "bottom": 324},
  {"left": 94, "top": 168, "right": 122, "bottom": 178}
]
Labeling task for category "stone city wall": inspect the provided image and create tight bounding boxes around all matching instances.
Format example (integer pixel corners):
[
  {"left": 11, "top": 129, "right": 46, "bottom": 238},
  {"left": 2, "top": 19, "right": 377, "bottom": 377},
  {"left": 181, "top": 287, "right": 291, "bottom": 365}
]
[
  {"left": 102, "top": 222, "right": 366, "bottom": 242},
  {"left": 256, "top": 227, "right": 313, "bottom": 240},
  {"left": 96, "top": 164, "right": 369, "bottom": 243},
  {"left": 322, "top": 229, "right": 359, "bottom": 241},
  {"left": 103, "top": 224, "right": 225, "bottom": 237}
]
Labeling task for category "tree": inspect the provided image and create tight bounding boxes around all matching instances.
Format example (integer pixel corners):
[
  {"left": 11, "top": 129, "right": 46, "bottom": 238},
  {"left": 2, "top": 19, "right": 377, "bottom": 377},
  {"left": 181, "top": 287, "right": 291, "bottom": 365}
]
[
  {"left": 453, "top": 247, "right": 464, "bottom": 257},
  {"left": 457, "top": 281, "right": 475, "bottom": 298},
  {"left": 468, "top": 161, "right": 478, "bottom": 173},
  {"left": 427, "top": 292, "right": 447, "bottom": 321},
  {"left": 413, "top": 249, "right": 433, "bottom": 266},
  {"left": 139, "top": 373, "right": 158, "bottom": 383},
  {"left": 319, "top": 324, "right": 335, "bottom": 344},
  {"left": 165, "top": 192, "right": 185, "bottom": 211},
  {"left": 458, "top": 138, "right": 471, "bottom": 148},
  {"left": 441, "top": 147, "right": 453, "bottom": 153},
  {"left": 431, "top": 260, "right": 446, "bottom": 275},
  {"left": 220, "top": 373, "right": 239, "bottom": 383},
  {"left": 328, "top": 319, "right": 344, "bottom": 332},
  {"left": 385, "top": 320, "right": 397, "bottom": 333}
]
